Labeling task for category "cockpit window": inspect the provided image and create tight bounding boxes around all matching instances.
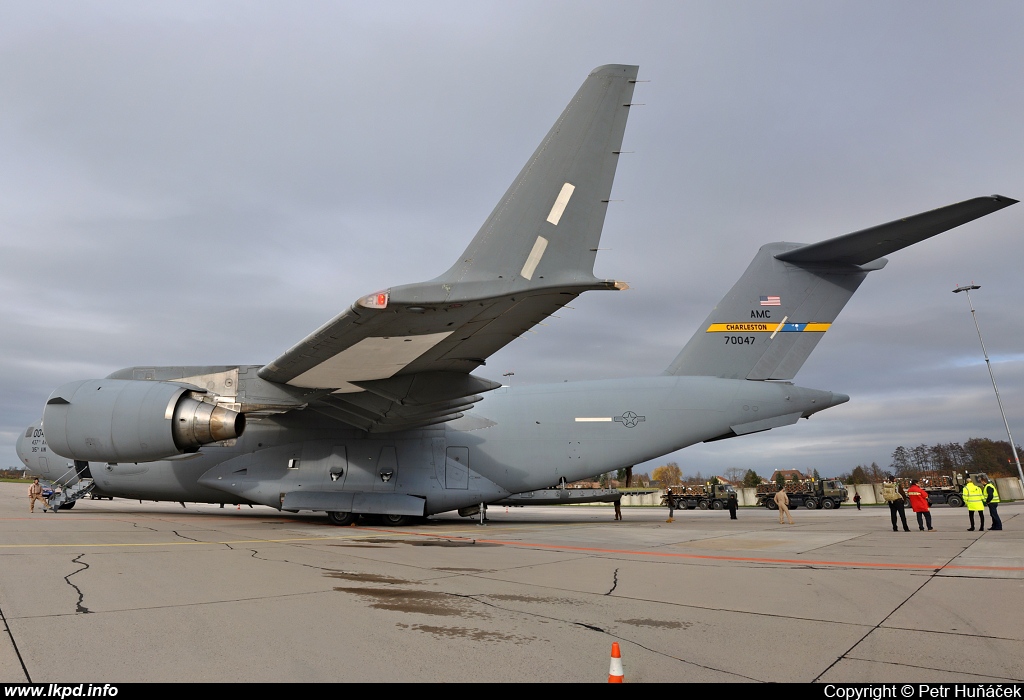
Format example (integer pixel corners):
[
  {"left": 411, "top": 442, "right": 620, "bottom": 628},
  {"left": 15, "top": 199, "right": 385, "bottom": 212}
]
[{"left": 25, "top": 426, "right": 34, "bottom": 438}]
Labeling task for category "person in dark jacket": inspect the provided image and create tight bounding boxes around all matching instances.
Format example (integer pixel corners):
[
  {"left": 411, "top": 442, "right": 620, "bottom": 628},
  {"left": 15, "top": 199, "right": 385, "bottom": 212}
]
[
  {"left": 727, "top": 492, "right": 738, "bottom": 520},
  {"left": 882, "top": 477, "right": 910, "bottom": 532}
]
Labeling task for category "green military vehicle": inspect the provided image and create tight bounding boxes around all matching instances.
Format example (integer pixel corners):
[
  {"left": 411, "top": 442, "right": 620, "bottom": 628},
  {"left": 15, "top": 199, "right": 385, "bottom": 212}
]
[
  {"left": 662, "top": 483, "right": 737, "bottom": 510},
  {"left": 757, "top": 478, "right": 848, "bottom": 510}
]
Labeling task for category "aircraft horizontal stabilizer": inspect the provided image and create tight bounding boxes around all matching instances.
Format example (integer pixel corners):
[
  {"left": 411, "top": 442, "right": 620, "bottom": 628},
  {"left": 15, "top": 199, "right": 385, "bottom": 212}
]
[{"left": 776, "top": 195, "right": 1017, "bottom": 266}]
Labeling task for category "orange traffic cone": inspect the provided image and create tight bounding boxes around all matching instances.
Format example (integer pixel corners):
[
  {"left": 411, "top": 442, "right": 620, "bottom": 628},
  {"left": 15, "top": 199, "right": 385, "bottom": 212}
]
[{"left": 608, "top": 642, "right": 624, "bottom": 683}]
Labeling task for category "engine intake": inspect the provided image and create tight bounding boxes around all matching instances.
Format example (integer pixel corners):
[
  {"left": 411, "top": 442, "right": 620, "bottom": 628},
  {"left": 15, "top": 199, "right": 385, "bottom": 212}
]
[{"left": 43, "top": 379, "right": 245, "bottom": 463}]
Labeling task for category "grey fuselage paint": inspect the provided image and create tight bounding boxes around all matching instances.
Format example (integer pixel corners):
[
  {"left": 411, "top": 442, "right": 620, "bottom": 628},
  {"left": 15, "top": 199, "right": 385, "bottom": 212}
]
[{"left": 19, "top": 373, "right": 841, "bottom": 516}]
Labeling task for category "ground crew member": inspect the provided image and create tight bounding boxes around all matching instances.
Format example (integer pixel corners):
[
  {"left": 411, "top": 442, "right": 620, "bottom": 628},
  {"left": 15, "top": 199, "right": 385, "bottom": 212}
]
[
  {"left": 963, "top": 478, "right": 985, "bottom": 531},
  {"left": 906, "top": 480, "right": 933, "bottom": 531},
  {"left": 28, "top": 478, "right": 49, "bottom": 513},
  {"left": 882, "top": 476, "right": 910, "bottom": 532},
  {"left": 980, "top": 476, "right": 1002, "bottom": 531},
  {"left": 727, "top": 491, "right": 738, "bottom": 520},
  {"left": 774, "top": 487, "right": 793, "bottom": 524}
]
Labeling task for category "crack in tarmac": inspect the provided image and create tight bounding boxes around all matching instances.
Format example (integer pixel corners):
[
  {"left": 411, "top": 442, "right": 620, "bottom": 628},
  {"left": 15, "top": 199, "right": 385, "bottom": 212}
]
[
  {"left": 0, "top": 601, "right": 32, "bottom": 682},
  {"left": 451, "top": 591, "right": 762, "bottom": 681},
  {"left": 811, "top": 536, "right": 983, "bottom": 682},
  {"left": 171, "top": 530, "right": 203, "bottom": 543},
  {"left": 64, "top": 554, "right": 92, "bottom": 614},
  {"left": 605, "top": 568, "right": 619, "bottom": 595},
  {"left": 839, "top": 654, "right": 1023, "bottom": 682}
]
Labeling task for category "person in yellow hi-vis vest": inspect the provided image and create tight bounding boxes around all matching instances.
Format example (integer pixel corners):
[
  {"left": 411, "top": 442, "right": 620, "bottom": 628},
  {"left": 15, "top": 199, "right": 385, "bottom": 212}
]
[
  {"left": 962, "top": 479, "right": 985, "bottom": 532},
  {"left": 980, "top": 476, "right": 1002, "bottom": 531}
]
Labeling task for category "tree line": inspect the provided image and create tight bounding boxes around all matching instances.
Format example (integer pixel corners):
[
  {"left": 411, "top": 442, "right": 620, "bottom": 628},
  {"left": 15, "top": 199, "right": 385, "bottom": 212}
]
[
  {"left": 840, "top": 438, "right": 1022, "bottom": 484},
  {"left": 649, "top": 463, "right": 764, "bottom": 488}
]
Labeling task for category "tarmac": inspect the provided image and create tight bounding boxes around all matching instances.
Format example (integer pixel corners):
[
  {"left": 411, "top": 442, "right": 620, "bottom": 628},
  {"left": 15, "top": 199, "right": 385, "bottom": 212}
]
[{"left": 0, "top": 482, "right": 1021, "bottom": 683}]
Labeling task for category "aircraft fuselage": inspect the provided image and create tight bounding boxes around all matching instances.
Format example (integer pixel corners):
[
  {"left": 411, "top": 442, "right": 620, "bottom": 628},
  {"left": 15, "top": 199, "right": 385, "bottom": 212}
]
[{"left": 18, "top": 372, "right": 844, "bottom": 516}]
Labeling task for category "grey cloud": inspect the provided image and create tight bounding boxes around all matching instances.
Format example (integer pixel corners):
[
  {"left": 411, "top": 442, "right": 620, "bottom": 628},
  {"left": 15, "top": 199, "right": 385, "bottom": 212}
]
[{"left": 2, "top": 1, "right": 1022, "bottom": 478}]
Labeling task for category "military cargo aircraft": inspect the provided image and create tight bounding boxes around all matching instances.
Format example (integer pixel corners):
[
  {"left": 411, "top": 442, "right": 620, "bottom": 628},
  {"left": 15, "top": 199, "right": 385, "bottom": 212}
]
[{"left": 16, "top": 64, "right": 1016, "bottom": 524}]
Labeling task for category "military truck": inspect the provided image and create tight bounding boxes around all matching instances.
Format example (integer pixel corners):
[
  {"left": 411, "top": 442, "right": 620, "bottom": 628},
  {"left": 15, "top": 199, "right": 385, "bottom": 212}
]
[
  {"left": 904, "top": 471, "right": 988, "bottom": 507},
  {"left": 757, "top": 478, "right": 848, "bottom": 510},
  {"left": 662, "top": 483, "right": 737, "bottom": 510}
]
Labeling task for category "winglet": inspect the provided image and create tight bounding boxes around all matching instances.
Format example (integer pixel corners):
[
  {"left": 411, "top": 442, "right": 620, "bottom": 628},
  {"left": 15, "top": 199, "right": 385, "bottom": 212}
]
[{"left": 431, "top": 64, "right": 639, "bottom": 293}]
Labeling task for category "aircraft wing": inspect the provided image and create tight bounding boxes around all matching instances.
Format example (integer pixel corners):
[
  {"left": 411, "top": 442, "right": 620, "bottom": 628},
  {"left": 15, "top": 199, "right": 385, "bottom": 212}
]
[{"left": 257, "top": 65, "right": 639, "bottom": 432}]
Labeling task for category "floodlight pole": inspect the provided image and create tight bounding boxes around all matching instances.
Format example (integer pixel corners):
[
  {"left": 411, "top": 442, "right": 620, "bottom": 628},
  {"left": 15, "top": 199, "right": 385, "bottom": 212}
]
[{"left": 952, "top": 284, "right": 1024, "bottom": 486}]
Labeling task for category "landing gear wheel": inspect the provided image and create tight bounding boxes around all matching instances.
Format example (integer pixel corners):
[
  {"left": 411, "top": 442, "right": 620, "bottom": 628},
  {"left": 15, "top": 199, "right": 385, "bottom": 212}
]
[
  {"left": 326, "top": 511, "right": 356, "bottom": 526},
  {"left": 821, "top": 499, "right": 835, "bottom": 510},
  {"left": 382, "top": 514, "right": 413, "bottom": 526},
  {"left": 59, "top": 502, "right": 75, "bottom": 510}
]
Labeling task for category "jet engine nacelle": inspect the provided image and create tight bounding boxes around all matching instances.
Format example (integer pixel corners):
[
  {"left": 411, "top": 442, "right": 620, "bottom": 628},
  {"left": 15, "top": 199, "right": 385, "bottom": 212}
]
[{"left": 42, "top": 379, "right": 245, "bottom": 463}]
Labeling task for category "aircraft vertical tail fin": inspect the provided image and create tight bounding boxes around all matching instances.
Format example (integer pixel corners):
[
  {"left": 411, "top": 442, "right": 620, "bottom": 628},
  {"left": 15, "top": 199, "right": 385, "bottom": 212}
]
[
  {"left": 436, "top": 64, "right": 639, "bottom": 290},
  {"left": 664, "top": 196, "right": 1016, "bottom": 380}
]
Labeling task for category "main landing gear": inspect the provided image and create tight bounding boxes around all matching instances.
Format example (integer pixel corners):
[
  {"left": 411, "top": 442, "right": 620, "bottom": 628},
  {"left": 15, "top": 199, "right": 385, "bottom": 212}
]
[{"left": 325, "top": 512, "right": 416, "bottom": 527}]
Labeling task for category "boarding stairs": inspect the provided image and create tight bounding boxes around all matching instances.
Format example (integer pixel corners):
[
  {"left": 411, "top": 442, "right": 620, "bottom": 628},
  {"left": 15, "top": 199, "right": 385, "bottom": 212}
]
[{"left": 46, "top": 462, "right": 96, "bottom": 512}]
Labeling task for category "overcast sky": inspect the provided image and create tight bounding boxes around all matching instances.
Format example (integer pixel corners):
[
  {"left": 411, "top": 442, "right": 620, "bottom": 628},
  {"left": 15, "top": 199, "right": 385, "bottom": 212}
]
[{"left": 2, "top": 1, "right": 1022, "bottom": 479}]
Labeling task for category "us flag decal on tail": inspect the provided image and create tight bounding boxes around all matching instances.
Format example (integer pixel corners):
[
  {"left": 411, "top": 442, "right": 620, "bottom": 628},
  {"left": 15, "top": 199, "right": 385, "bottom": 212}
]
[{"left": 759, "top": 295, "right": 781, "bottom": 306}]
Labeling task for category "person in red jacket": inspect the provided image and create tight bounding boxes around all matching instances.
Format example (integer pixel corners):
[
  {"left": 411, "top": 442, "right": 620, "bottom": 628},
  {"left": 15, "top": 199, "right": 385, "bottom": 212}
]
[{"left": 906, "top": 480, "right": 934, "bottom": 531}]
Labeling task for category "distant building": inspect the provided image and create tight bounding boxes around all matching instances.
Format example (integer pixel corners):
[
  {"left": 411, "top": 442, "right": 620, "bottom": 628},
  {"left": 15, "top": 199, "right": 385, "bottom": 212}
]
[{"left": 769, "top": 469, "right": 807, "bottom": 483}]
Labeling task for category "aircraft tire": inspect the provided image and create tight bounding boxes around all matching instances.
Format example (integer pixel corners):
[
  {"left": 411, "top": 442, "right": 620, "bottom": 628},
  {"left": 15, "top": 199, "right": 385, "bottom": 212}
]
[
  {"left": 381, "top": 514, "right": 413, "bottom": 526},
  {"left": 326, "top": 511, "right": 356, "bottom": 526},
  {"left": 59, "top": 502, "right": 75, "bottom": 510}
]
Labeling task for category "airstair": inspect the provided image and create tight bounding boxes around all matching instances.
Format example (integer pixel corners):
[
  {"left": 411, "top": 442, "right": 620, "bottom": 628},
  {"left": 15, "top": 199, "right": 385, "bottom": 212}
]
[{"left": 46, "top": 461, "right": 96, "bottom": 512}]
